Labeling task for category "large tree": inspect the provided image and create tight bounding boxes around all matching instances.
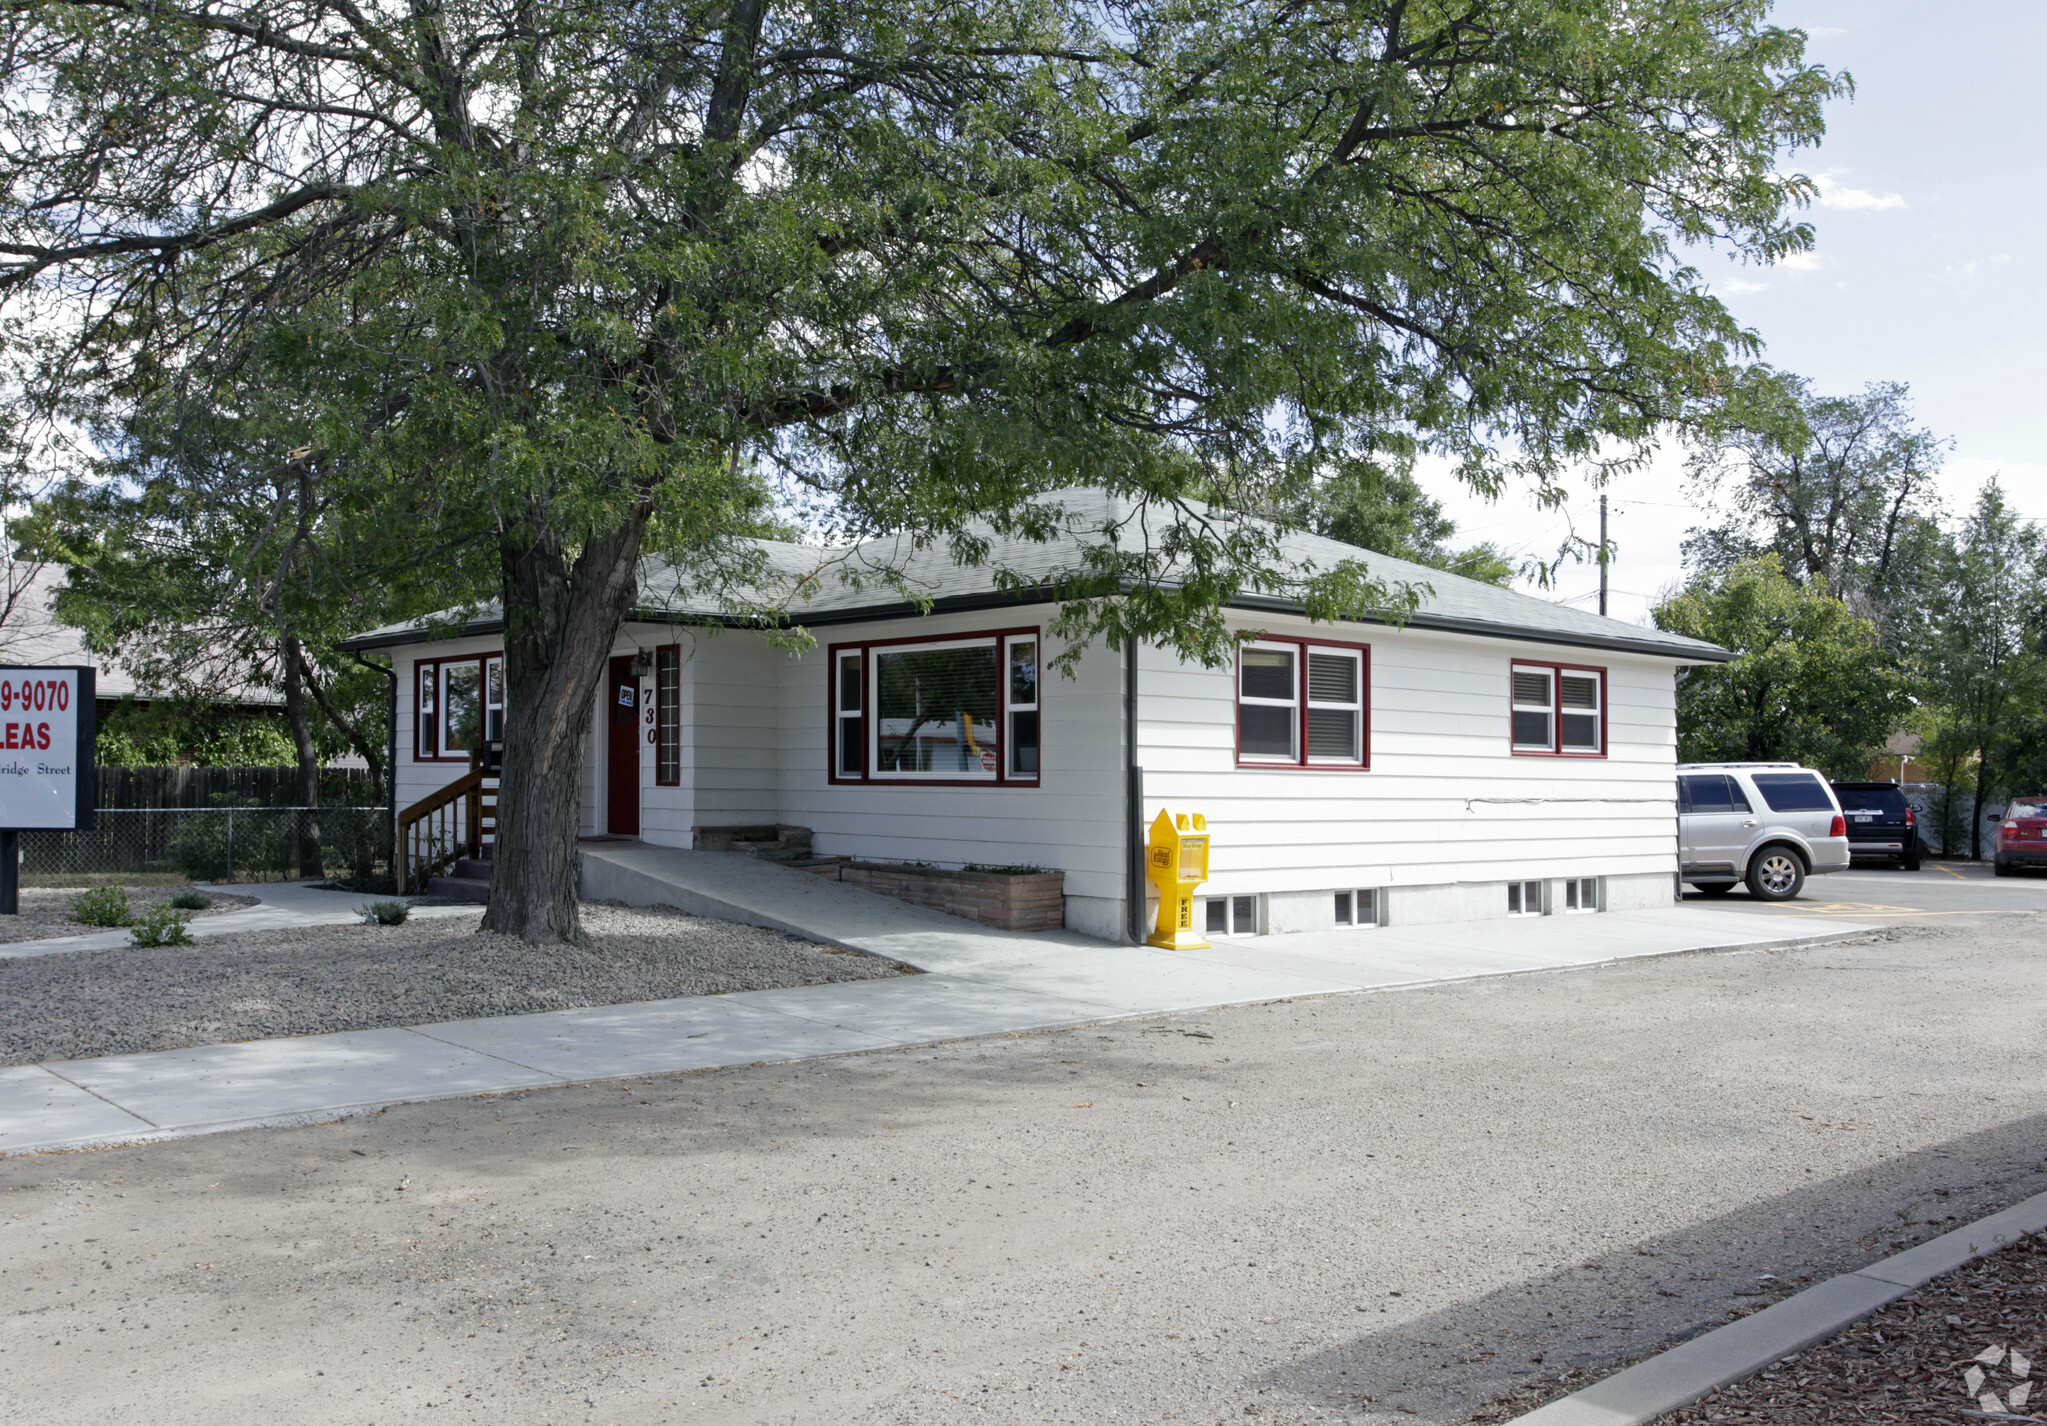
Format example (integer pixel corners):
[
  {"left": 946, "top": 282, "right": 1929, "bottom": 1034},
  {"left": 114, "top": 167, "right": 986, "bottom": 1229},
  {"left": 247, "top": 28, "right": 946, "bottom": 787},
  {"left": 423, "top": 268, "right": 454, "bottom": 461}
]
[
  {"left": 0, "top": 0, "right": 1841, "bottom": 940},
  {"left": 1912, "top": 481, "right": 2046, "bottom": 859},
  {"left": 1683, "top": 368, "right": 1947, "bottom": 637},
  {"left": 1653, "top": 554, "right": 1907, "bottom": 778}
]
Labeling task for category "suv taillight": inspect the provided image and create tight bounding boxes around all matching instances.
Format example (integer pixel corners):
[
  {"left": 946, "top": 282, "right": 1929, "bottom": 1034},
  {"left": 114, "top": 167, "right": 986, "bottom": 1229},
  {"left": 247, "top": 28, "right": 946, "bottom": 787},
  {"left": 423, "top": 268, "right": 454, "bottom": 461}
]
[
  {"left": 1905, "top": 808, "right": 1915, "bottom": 826},
  {"left": 1829, "top": 814, "right": 1846, "bottom": 838}
]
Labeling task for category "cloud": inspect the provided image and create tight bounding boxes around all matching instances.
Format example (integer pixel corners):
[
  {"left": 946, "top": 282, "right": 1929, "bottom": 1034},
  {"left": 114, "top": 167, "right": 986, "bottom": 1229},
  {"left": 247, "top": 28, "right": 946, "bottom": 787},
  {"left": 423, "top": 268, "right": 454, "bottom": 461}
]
[
  {"left": 1805, "top": 26, "right": 1848, "bottom": 38},
  {"left": 1814, "top": 172, "right": 1908, "bottom": 211},
  {"left": 1944, "top": 254, "right": 2012, "bottom": 281},
  {"left": 1779, "top": 252, "right": 1825, "bottom": 271},
  {"left": 1719, "top": 278, "right": 1770, "bottom": 295}
]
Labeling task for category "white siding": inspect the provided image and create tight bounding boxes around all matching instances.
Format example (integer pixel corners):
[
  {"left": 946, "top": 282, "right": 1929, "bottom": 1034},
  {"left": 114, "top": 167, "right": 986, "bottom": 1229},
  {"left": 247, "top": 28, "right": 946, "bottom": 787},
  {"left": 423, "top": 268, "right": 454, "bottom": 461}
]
[
  {"left": 771, "top": 611, "right": 1128, "bottom": 904},
  {"left": 1136, "top": 614, "right": 1679, "bottom": 923},
  {"left": 381, "top": 600, "right": 1683, "bottom": 938}
]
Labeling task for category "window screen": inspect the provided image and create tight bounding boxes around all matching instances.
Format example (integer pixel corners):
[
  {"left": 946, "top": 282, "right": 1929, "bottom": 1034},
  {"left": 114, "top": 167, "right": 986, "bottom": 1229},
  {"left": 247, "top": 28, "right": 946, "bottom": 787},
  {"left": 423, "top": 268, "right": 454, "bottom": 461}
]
[
  {"left": 1007, "top": 638, "right": 1039, "bottom": 777},
  {"left": 1559, "top": 673, "right": 1600, "bottom": 752},
  {"left": 1511, "top": 669, "right": 1553, "bottom": 749},
  {"left": 1751, "top": 773, "right": 1834, "bottom": 813},
  {"left": 1238, "top": 648, "right": 1298, "bottom": 759},
  {"left": 1306, "top": 651, "right": 1362, "bottom": 762},
  {"left": 444, "top": 661, "right": 479, "bottom": 752}
]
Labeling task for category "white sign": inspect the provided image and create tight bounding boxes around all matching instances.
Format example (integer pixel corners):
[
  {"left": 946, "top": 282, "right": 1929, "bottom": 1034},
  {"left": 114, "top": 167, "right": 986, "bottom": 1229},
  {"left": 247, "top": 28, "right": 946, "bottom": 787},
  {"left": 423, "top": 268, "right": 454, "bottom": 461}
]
[{"left": 0, "top": 667, "right": 94, "bottom": 830}]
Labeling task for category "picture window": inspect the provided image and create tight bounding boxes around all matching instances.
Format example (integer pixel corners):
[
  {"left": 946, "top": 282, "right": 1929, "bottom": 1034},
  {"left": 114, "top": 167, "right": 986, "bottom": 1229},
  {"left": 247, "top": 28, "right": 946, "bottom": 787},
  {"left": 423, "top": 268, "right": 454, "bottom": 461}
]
[{"left": 829, "top": 629, "right": 1042, "bottom": 785}]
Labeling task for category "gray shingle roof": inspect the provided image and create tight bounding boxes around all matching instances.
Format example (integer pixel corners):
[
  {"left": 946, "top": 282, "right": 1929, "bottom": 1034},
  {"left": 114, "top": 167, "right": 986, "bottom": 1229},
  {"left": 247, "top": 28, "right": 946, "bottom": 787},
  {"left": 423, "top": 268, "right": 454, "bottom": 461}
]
[{"left": 342, "top": 486, "right": 1730, "bottom": 663}]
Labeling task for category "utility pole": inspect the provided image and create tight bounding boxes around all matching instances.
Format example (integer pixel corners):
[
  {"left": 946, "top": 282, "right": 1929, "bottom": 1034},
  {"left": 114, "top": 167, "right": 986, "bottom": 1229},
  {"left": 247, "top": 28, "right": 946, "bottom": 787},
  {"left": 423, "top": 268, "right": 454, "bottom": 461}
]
[{"left": 1598, "top": 494, "right": 1609, "bottom": 618}]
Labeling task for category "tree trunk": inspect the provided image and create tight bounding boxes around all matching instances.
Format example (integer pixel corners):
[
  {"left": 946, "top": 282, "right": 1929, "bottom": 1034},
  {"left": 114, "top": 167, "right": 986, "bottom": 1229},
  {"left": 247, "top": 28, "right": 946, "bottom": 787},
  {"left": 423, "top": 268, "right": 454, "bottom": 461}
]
[
  {"left": 1971, "top": 736, "right": 1991, "bottom": 862},
  {"left": 481, "top": 505, "right": 651, "bottom": 944},
  {"left": 281, "top": 632, "right": 324, "bottom": 880}
]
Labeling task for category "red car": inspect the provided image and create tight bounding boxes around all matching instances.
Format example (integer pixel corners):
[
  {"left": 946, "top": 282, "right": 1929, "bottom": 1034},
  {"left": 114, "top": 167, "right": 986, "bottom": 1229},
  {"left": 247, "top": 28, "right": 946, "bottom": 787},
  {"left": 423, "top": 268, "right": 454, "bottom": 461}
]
[{"left": 1994, "top": 797, "right": 2047, "bottom": 876}]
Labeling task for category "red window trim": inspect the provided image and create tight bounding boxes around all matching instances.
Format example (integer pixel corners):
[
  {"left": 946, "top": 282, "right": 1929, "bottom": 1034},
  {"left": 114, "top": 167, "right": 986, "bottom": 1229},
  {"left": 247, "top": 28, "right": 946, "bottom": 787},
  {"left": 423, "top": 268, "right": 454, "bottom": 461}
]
[
  {"left": 414, "top": 651, "right": 503, "bottom": 763},
  {"left": 1232, "top": 635, "right": 1372, "bottom": 771},
  {"left": 1509, "top": 659, "right": 1608, "bottom": 759},
  {"left": 653, "top": 643, "right": 682, "bottom": 787},
  {"left": 826, "top": 626, "right": 1043, "bottom": 788}
]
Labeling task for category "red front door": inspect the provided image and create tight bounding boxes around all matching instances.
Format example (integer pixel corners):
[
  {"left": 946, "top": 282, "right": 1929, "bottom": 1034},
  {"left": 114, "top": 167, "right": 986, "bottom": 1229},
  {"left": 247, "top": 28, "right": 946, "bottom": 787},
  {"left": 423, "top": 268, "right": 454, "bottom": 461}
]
[{"left": 606, "top": 655, "right": 641, "bottom": 836}]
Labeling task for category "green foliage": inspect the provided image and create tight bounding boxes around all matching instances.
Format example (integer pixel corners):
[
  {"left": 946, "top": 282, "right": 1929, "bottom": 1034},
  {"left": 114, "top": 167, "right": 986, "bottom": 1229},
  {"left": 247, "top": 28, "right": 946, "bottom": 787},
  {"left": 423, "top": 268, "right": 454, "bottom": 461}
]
[
  {"left": 0, "top": 0, "right": 1848, "bottom": 933},
  {"left": 67, "top": 884, "right": 132, "bottom": 927},
  {"left": 129, "top": 904, "right": 194, "bottom": 947},
  {"left": 93, "top": 700, "right": 297, "bottom": 768},
  {"left": 1654, "top": 555, "right": 1908, "bottom": 778},
  {"left": 1308, "top": 462, "right": 1516, "bottom": 588},
  {"left": 358, "top": 900, "right": 410, "bottom": 926},
  {"left": 1684, "top": 369, "right": 1948, "bottom": 636},
  {"left": 1908, "top": 481, "right": 2047, "bottom": 858},
  {"left": 168, "top": 890, "right": 212, "bottom": 910}
]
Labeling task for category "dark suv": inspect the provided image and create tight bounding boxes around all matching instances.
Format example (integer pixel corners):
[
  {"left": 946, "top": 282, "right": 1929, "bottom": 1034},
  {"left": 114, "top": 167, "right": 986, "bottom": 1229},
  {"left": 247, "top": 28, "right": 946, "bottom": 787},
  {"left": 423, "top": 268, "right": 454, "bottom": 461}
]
[{"left": 1829, "top": 781, "right": 1921, "bottom": 870}]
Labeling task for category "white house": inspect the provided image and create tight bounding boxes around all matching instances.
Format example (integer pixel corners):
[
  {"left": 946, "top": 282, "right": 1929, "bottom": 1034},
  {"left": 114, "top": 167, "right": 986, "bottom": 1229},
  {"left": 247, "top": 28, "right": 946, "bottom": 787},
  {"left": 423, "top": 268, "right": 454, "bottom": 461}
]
[{"left": 341, "top": 490, "right": 1730, "bottom": 940}]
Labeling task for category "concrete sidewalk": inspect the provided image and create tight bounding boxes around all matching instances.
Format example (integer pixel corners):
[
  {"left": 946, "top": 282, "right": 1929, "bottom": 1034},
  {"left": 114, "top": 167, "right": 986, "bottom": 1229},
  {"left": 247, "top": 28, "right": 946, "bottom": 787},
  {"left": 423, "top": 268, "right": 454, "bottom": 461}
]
[
  {"left": 0, "top": 860, "right": 1875, "bottom": 1155},
  {"left": 0, "top": 879, "right": 482, "bottom": 958}
]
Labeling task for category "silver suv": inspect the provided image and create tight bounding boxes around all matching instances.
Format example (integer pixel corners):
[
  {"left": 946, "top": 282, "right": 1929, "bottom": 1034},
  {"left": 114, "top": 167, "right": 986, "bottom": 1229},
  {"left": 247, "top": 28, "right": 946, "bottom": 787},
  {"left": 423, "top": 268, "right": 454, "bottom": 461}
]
[{"left": 1677, "top": 762, "right": 1851, "bottom": 901}]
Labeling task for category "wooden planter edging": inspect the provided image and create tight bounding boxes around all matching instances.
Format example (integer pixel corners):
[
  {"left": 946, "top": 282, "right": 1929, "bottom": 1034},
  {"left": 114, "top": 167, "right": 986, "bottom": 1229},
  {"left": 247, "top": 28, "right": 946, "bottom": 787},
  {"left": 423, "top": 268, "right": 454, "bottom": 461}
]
[{"left": 804, "top": 861, "right": 1065, "bottom": 932}]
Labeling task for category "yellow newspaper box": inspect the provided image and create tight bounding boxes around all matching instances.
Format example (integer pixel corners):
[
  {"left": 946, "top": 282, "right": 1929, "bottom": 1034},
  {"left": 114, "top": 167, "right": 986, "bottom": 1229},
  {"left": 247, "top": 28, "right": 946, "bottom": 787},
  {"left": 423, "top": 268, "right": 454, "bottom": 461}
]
[{"left": 1146, "top": 809, "right": 1211, "bottom": 950}]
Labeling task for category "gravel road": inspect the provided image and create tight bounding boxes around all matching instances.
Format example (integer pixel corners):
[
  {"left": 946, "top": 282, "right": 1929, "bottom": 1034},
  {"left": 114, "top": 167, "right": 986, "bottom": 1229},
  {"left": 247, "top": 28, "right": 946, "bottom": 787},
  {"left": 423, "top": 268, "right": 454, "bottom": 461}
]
[
  {"left": 0, "top": 885, "right": 259, "bottom": 944},
  {"left": 4, "top": 919, "right": 2046, "bottom": 1426},
  {"left": 0, "top": 902, "right": 906, "bottom": 1064}
]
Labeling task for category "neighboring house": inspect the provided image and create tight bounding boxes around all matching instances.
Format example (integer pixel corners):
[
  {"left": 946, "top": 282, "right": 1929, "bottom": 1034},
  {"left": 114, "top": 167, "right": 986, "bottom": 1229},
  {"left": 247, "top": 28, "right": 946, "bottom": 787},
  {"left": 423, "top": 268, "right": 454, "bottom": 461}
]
[
  {"left": 0, "top": 562, "right": 280, "bottom": 718},
  {"left": 341, "top": 490, "right": 1733, "bottom": 941}
]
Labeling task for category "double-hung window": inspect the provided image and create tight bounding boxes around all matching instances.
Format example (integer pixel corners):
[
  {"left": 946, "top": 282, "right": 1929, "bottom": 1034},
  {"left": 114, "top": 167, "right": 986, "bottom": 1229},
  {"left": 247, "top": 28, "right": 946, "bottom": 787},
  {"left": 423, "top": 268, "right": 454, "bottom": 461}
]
[
  {"left": 1235, "top": 639, "right": 1368, "bottom": 769},
  {"left": 829, "top": 629, "right": 1042, "bottom": 785},
  {"left": 1510, "top": 661, "right": 1605, "bottom": 756},
  {"left": 416, "top": 654, "right": 504, "bottom": 761}
]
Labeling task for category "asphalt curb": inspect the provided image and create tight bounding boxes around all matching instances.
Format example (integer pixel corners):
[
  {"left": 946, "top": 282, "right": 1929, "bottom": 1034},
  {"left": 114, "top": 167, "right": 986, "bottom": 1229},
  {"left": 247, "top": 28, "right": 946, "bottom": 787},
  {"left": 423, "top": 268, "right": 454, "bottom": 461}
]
[{"left": 1509, "top": 1188, "right": 2047, "bottom": 1424}]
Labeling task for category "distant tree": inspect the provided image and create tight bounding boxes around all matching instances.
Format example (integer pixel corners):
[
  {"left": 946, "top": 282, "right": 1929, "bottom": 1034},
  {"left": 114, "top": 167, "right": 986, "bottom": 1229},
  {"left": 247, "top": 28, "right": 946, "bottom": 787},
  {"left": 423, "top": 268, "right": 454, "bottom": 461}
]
[
  {"left": 1309, "top": 463, "right": 1515, "bottom": 586},
  {"left": 1654, "top": 554, "right": 1908, "bottom": 777},
  {"left": 1684, "top": 370, "right": 1948, "bottom": 638},
  {"left": 1911, "top": 481, "right": 2047, "bottom": 859}
]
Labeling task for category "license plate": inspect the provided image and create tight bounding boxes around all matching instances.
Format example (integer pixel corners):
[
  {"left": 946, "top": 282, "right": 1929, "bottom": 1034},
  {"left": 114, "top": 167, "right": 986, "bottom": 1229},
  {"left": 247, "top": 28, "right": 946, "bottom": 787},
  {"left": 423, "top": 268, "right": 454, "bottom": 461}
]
[{"left": 1851, "top": 813, "right": 1876, "bottom": 821}]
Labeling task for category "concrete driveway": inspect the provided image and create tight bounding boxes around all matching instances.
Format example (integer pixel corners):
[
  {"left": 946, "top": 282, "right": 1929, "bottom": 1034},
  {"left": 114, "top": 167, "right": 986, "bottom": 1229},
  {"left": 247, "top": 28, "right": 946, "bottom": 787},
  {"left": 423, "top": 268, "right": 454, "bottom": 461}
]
[{"left": 4, "top": 912, "right": 2044, "bottom": 1425}]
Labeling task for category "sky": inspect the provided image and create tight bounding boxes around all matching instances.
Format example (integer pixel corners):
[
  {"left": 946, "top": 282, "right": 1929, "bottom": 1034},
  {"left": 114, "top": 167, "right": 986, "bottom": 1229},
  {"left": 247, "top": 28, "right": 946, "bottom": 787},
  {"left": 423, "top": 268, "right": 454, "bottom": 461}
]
[{"left": 1424, "top": 1, "right": 2047, "bottom": 624}]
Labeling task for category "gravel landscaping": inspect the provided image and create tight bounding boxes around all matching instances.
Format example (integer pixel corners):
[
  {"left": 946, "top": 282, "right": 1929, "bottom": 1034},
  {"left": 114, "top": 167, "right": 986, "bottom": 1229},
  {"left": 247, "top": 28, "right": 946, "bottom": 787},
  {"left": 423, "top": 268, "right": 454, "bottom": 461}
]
[
  {"left": 0, "top": 884, "right": 260, "bottom": 944},
  {"left": 1658, "top": 1230, "right": 2045, "bottom": 1423},
  {"left": 0, "top": 901, "right": 909, "bottom": 1064}
]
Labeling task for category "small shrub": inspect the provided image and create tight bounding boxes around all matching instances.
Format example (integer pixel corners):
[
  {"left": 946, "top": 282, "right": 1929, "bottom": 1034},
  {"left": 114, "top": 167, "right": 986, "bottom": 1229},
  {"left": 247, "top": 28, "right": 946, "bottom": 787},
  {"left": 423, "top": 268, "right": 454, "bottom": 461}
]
[
  {"left": 963, "top": 863, "right": 1046, "bottom": 875},
  {"left": 169, "top": 890, "right": 213, "bottom": 911},
  {"left": 69, "top": 885, "right": 133, "bottom": 927},
  {"left": 130, "top": 904, "right": 193, "bottom": 947},
  {"left": 358, "top": 900, "right": 410, "bottom": 926}
]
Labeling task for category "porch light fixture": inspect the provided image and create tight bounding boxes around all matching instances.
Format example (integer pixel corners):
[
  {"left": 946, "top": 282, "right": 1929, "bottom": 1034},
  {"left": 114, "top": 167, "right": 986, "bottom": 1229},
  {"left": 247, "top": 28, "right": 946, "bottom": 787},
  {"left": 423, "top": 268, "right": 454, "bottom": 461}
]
[{"left": 629, "top": 650, "right": 652, "bottom": 678}]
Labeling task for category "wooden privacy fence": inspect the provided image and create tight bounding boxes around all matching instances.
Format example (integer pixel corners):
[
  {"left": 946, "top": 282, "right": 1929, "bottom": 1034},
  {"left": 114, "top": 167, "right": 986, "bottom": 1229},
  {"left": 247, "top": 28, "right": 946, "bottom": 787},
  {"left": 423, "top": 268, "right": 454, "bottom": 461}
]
[{"left": 94, "top": 765, "right": 379, "bottom": 809}]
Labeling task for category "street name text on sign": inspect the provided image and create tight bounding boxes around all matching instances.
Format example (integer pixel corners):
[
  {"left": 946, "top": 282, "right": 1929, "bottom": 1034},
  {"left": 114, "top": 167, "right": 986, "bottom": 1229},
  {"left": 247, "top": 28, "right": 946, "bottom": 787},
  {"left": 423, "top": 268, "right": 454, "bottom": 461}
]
[{"left": 0, "top": 666, "right": 95, "bottom": 830}]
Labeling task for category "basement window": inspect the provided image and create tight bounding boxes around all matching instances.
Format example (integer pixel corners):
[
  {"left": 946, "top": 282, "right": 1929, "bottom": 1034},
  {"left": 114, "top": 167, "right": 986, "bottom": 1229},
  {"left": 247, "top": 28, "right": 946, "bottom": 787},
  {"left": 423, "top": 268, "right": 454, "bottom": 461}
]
[
  {"left": 1334, "top": 888, "right": 1382, "bottom": 928},
  {"left": 1204, "top": 895, "right": 1260, "bottom": 937},
  {"left": 1506, "top": 880, "right": 1544, "bottom": 916}
]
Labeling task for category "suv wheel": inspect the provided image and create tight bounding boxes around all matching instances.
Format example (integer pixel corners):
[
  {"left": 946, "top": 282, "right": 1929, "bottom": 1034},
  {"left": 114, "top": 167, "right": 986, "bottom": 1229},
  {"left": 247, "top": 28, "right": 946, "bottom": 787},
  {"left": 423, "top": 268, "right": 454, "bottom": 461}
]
[
  {"left": 1746, "top": 846, "right": 1806, "bottom": 901},
  {"left": 1902, "top": 844, "right": 1921, "bottom": 872}
]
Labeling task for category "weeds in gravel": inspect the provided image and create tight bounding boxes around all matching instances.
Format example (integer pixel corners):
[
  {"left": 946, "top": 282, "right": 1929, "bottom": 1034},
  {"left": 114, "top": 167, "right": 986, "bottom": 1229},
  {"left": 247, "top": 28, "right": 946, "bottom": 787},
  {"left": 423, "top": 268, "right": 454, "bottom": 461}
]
[
  {"left": 130, "top": 905, "right": 193, "bottom": 947},
  {"left": 69, "top": 885, "right": 132, "bottom": 927},
  {"left": 169, "top": 890, "right": 213, "bottom": 911},
  {"left": 359, "top": 900, "right": 411, "bottom": 926}
]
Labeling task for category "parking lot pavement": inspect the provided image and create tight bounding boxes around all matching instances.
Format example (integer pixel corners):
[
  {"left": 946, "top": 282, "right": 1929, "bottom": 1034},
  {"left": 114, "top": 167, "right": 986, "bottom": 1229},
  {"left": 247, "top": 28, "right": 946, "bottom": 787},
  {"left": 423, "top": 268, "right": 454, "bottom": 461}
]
[
  {"left": 1685, "top": 860, "right": 2047, "bottom": 926},
  {"left": 4, "top": 913, "right": 2045, "bottom": 1426}
]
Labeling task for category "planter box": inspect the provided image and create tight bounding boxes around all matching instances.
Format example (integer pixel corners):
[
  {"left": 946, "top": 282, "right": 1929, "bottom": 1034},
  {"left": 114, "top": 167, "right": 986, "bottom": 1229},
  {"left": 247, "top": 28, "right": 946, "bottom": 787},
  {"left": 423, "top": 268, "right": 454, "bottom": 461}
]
[{"left": 812, "top": 861, "right": 1065, "bottom": 932}]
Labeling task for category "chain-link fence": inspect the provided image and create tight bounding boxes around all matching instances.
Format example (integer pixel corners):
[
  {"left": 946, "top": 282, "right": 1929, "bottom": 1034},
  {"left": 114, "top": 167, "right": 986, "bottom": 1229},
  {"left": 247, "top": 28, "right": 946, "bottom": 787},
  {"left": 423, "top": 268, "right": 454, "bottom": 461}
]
[{"left": 21, "top": 807, "right": 391, "bottom": 884}]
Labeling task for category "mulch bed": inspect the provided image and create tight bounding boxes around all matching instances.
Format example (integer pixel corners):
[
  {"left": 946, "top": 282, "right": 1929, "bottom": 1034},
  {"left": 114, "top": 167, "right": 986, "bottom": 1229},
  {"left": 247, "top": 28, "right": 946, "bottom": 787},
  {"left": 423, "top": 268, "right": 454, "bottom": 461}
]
[{"left": 1657, "top": 1230, "right": 2046, "bottom": 1423}]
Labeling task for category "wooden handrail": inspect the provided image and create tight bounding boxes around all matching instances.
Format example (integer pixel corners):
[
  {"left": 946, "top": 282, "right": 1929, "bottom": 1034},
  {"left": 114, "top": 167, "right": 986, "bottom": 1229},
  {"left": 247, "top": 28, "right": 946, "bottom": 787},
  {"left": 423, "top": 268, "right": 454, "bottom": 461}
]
[{"left": 397, "top": 769, "right": 485, "bottom": 893}]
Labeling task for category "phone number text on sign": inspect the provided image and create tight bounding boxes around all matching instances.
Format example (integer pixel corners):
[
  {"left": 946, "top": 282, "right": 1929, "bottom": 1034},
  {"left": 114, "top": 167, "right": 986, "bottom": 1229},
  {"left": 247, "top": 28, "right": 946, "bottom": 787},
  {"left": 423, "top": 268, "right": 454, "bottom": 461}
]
[{"left": 0, "top": 678, "right": 69, "bottom": 714}]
